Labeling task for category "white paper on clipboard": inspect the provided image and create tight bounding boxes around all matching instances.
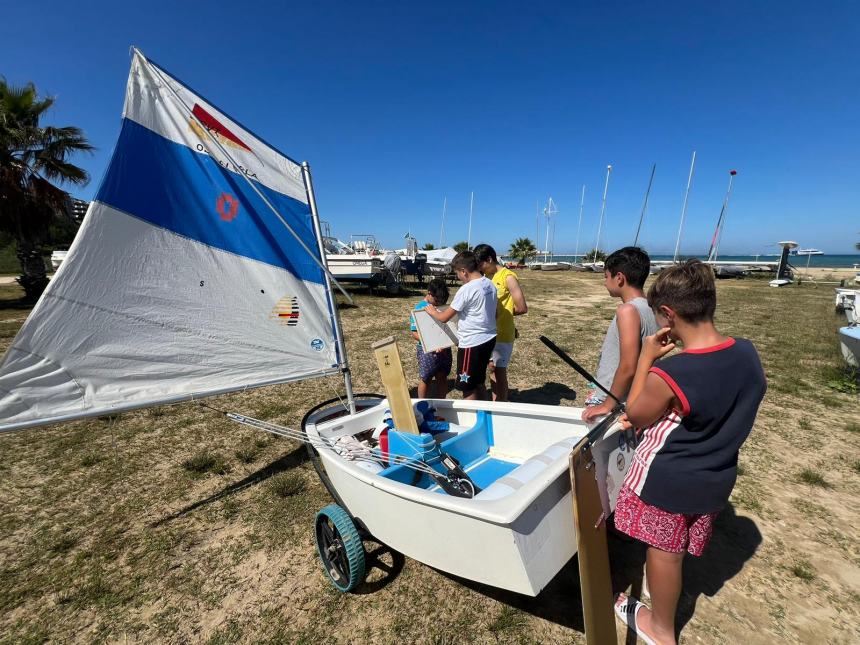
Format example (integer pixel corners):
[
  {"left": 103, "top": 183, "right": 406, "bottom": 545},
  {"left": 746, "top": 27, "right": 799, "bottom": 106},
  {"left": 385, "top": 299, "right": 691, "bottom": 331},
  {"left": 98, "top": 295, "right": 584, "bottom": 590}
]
[{"left": 414, "top": 307, "right": 459, "bottom": 352}]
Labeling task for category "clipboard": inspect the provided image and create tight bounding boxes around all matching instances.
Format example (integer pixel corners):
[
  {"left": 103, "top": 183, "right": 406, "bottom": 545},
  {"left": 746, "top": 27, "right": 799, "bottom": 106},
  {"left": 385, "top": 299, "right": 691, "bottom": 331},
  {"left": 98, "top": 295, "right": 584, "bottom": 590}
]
[{"left": 413, "top": 307, "right": 459, "bottom": 352}]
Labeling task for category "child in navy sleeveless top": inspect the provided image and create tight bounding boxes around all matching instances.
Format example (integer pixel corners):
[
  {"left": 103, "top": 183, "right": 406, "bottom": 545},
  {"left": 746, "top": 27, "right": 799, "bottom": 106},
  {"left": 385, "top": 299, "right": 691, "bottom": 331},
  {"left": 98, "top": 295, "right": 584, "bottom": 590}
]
[{"left": 613, "top": 260, "right": 766, "bottom": 645}]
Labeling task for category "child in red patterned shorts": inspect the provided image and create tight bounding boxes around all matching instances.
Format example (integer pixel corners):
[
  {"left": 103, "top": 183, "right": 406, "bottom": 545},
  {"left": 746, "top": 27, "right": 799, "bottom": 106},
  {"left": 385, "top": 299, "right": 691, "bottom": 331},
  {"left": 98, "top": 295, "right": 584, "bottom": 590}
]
[{"left": 613, "top": 260, "right": 766, "bottom": 645}]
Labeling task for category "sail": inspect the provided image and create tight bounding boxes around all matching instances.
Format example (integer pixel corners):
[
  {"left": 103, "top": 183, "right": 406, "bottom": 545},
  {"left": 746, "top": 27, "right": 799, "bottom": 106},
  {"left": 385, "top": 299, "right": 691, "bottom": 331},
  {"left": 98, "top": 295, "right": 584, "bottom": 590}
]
[{"left": 0, "top": 50, "right": 340, "bottom": 432}]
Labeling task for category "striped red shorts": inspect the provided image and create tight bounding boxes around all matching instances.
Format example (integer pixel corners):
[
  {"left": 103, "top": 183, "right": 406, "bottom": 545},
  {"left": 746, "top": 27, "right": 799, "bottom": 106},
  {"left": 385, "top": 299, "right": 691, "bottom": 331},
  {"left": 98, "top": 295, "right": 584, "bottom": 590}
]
[{"left": 613, "top": 485, "right": 719, "bottom": 556}]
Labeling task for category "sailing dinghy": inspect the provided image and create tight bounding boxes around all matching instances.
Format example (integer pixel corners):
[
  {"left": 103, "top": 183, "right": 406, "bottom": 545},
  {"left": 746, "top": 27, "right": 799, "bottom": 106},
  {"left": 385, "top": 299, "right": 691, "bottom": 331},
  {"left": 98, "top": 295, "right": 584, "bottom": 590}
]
[{"left": 0, "top": 50, "right": 631, "bottom": 598}]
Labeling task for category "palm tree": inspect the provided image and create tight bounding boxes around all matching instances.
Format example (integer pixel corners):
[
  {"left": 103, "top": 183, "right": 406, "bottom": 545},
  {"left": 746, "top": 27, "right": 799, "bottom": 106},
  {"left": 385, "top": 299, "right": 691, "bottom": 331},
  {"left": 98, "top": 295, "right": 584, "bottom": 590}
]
[
  {"left": 584, "top": 248, "right": 607, "bottom": 262},
  {"left": 508, "top": 237, "right": 537, "bottom": 264},
  {"left": 0, "top": 79, "right": 93, "bottom": 301},
  {"left": 453, "top": 241, "right": 469, "bottom": 253},
  {"left": 422, "top": 243, "right": 435, "bottom": 250}
]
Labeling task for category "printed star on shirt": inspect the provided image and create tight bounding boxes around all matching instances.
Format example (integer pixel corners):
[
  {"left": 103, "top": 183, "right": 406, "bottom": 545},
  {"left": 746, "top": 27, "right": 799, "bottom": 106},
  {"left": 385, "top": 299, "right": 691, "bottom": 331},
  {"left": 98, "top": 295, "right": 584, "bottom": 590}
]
[{"left": 458, "top": 372, "right": 470, "bottom": 383}]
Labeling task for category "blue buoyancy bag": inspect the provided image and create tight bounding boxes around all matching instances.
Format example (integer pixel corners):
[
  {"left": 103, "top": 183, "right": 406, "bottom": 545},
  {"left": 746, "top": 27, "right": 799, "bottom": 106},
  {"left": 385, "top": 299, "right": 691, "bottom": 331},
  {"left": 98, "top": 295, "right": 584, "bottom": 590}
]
[{"left": 387, "top": 430, "right": 437, "bottom": 462}]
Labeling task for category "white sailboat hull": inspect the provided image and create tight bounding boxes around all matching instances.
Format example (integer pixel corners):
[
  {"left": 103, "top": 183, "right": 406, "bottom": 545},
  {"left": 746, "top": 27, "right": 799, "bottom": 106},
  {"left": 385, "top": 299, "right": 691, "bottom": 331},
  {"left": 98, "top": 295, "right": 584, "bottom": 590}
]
[
  {"left": 306, "top": 398, "right": 631, "bottom": 596},
  {"left": 839, "top": 326, "right": 860, "bottom": 367}
]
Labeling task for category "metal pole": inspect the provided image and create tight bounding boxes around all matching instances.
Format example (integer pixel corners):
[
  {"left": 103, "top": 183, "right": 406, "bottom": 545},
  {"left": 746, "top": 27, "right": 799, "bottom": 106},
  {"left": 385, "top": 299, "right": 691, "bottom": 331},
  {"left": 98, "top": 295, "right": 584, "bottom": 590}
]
[
  {"left": 593, "top": 165, "right": 612, "bottom": 263},
  {"left": 543, "top": 199, "right": 550, "bottom": 262},
  {"left": 535, "top": 200, "right": 540, "bottom": 253},
  {"left": 302, "top": 162, "right": 356, "bottom": 414},
  {"left": 633, "top": 163, "right": 656, "bottom": 246},
  {"left": 673, "top": 151, "right": 696, "bottom": 262},
  {"left": 709, "top": 170, "right": 737, "bottom": 263},
  {"left": 575, "top": 185, "right": 585, "bottom": 259},
  {"left": 439, "top": 196, "right": 447, "bottom": 248},
  {"left": 467, "top": 191, "right": 474, "bottom": 249}
]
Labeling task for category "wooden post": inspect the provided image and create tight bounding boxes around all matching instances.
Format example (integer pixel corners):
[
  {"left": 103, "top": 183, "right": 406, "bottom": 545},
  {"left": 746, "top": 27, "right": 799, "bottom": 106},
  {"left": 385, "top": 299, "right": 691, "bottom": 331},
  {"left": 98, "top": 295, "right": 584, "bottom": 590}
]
[
  {"left": 570, "top": 441, "right": 615, "bottom": 644},
  {"left": 371, "top": 337, "right": 419, "bottom": 434}
]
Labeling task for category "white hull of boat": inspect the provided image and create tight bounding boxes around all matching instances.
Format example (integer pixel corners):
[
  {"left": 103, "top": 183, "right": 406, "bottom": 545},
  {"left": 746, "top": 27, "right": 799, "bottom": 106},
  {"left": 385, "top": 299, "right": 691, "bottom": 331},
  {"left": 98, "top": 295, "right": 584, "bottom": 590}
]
[
  {"left": 535, "top": 262, "right": 570, "bottom": 272},
  {"left": 769, "top": 278, "right": 792, "bottom": 287},
  {"left": 306, "top": 398, "right": 631, "bottom": 596},
  {"left": 839, "top": 326, "right": 860, "bottom": 367},
  {"left": 835, "top": 289, "right": 859, "bottom": 324},
  {"left": 326, "top": 255, "right": 382, "bottom": 282}
]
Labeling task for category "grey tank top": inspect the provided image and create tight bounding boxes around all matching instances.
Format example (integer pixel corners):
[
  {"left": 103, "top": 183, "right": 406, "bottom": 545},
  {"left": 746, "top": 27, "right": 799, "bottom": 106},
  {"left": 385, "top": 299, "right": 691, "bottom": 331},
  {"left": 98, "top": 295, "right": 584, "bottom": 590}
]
[{"left": 594, "top": 297, "right": 658, "bottom": 400}]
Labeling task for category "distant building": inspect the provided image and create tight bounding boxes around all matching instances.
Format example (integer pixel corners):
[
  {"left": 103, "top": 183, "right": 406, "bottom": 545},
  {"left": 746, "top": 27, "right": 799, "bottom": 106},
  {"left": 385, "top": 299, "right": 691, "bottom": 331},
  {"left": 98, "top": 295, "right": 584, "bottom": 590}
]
[{"left": 71, "top": 198, "right": 89, "bottom": 222}]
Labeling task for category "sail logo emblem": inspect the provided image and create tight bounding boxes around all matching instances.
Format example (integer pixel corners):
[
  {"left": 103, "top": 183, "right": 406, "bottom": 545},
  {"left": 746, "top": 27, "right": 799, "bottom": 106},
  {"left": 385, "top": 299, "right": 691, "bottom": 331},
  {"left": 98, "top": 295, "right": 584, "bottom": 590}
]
[
  {"left": 310, "top": 338, "right": 325, "bottom": 352},
  {"left": 189, "top": 104, "right": 251, "bottom": 152},
  {"left": 269, "top": 296, "right": 300, "bottom": 327},
  {"left": 216, "top": 193, "right": 239, "bottom": 221}
]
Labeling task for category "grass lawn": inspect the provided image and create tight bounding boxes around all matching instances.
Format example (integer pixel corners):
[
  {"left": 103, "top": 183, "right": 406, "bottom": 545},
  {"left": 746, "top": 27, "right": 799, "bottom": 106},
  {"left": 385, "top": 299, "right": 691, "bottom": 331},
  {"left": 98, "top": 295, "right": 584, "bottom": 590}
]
[{"left": 0, "top": 272, "right": 858, "bottom": 644}]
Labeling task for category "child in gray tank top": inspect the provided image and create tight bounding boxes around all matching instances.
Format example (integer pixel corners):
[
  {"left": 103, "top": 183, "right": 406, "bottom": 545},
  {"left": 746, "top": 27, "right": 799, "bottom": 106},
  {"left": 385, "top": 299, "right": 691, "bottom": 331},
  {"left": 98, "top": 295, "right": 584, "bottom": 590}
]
[{"left": 582, "top": 247, "right": 658, "bottom": 423}]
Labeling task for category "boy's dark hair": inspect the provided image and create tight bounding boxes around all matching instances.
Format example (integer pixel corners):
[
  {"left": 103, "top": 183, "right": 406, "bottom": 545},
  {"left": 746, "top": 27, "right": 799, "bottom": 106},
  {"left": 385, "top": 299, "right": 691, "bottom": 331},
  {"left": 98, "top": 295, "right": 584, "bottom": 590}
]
[
  {"left": 647, "top": 259, "right": 716, "bottom": 322},
  {"left": 451, "top": 251, "right": 479, "bottom": 273},
  {"left": 427, "top": 278, "right": 449, "bottom": 304},
  {"left": 604, "top": 246, "right": 651, "bottom": 288},
  {"left": 472, "top": 244, "right": 498, "bottom": 264}
]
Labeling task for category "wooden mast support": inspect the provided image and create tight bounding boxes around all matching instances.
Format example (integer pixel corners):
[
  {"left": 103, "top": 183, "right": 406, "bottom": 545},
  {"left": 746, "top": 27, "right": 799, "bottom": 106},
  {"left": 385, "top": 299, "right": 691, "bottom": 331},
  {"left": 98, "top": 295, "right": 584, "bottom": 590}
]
[
  {"left": 371, "top": 337, "right": 419, "bottom": 434},
  {"left": 570, "top": 440, "right": 616, "bottom": 644}
]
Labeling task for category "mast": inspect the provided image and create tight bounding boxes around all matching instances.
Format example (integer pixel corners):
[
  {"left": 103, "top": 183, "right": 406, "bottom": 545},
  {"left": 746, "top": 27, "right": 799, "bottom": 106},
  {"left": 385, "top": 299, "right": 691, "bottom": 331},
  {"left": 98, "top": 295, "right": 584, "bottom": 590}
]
[
  {"left": 575, "top": 185, "right": 585, "bottom": 259},
  {"left": 543, "top": 197, "right": 558, "bottom": 262},
  {"left": 439, "top": 196, "right": 447, "bottom": 248},
  {"left": 633, "top": 163, "right": 656, "bottom": 247},
  {"left": 302, "top": 162, "right": 356, "bottom": 414},
  {"left": 673, "top": 151, "right": 697, "bottom": 262},
  {"left": 593, "top": 164, "right": 612, "bottom": 263},
  {"left": 707, "top": 169, "right": 738, "bottom": 263},
  {"left": 535, "top": 200, "right": 540, "bottom": 254},
  {"left": 467, "top": 191, "right": 474, "bottom": 250}
]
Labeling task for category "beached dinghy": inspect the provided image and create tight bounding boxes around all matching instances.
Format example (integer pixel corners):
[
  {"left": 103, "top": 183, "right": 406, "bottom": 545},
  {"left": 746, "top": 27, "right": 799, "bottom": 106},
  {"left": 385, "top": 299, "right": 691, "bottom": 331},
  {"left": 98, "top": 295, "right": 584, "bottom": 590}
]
[
  {"left": 0, "top": 50, "right": 630, "bottom": 599},
  {"left": 300, "top": 397, "right": 631, "bottom": 595}
]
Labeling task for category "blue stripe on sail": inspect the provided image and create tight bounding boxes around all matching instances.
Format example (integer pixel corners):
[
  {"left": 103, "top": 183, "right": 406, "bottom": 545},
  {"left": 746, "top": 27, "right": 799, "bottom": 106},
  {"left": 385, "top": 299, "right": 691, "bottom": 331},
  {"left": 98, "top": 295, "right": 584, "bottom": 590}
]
[{"left": 96, "top": 118, "right": 325, "bottom": 284}]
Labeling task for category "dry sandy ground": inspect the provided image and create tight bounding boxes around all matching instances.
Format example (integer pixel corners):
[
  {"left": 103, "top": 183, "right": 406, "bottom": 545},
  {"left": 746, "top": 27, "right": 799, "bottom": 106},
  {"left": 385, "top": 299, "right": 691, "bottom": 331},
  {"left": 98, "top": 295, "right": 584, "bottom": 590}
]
[{"left": 0, "top": 272, "right": 858, "bottom": 644}]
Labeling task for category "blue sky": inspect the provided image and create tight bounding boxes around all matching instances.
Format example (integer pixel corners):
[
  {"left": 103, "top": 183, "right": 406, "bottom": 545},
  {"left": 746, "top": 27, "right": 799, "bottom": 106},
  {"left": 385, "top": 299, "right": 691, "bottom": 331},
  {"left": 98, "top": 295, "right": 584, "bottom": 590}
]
[{"left": 3, "top": 2, "right": 859, "bottom": 255}]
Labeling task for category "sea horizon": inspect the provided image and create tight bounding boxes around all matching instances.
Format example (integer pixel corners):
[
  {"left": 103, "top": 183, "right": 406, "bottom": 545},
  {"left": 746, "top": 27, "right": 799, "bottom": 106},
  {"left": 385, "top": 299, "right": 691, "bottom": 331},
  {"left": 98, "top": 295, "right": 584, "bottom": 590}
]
[{"left": 500, "top": 253, "right": 860, "bottom": 268}]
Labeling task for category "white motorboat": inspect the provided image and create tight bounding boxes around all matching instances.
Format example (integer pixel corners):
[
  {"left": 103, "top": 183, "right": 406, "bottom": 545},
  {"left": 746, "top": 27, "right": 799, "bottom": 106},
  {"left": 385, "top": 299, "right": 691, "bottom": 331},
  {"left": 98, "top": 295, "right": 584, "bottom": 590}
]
[
  {"left": 323, "top": 236, "right": 383, "bottom": 282},
  {"left": 422, "top": 246, "right": 456, "bottom": 277},
  {"left": 0, "top": 50, "right": 630, "bottom": 603},
  {"left": 794, "top": 248, "right": 824, "bottom": 256}
]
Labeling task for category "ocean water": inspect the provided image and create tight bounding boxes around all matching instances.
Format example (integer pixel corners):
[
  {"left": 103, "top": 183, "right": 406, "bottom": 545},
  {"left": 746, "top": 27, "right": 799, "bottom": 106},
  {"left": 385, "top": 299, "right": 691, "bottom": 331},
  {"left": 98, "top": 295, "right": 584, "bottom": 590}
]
[{"left": 512, "top": 254, "right": 860, "bottom": 268}]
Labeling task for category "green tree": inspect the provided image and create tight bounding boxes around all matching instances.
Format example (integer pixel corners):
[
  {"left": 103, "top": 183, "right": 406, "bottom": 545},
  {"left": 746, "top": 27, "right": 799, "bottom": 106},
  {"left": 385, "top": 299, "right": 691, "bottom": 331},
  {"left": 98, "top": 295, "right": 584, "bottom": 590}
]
[
  {"left": 422, "top": 242, "right": 435, "bottom": 250},
  {"left": 508, "top": 237, "right": 538, "bottom": 264},
  {"left": 453, "top": 241, "right": 469, "bottom": 253},
  {"left": 584, "top": 248, "right": 607, "bottom": 262},
  {"left": 0, "top": 79, "right": 93, "bottom": 301}
]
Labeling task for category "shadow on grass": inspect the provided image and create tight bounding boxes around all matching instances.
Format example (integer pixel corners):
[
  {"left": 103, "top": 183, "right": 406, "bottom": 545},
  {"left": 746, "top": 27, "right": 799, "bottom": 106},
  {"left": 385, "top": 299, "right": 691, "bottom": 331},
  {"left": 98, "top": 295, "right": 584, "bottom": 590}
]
[
  {"left": 440, "top": 502, "right": 760, "bottom": 638},
  {"left": 510, "top": 382, "right": 577, "bottom": 405},
  {"left": 354, "top": 540, "right": 406, "bottom": 594},
  {"left": 152, "top": 444, "right": 309, "bottom": 526},
  {"left": 0, "top": 297, "right": 34, "bottom": 311},
  {"left": 608, "top": 502, "right": 762, "bottom": 642},
  {"left": 438, "top": 557, "right": 586, "bottom": 632}
]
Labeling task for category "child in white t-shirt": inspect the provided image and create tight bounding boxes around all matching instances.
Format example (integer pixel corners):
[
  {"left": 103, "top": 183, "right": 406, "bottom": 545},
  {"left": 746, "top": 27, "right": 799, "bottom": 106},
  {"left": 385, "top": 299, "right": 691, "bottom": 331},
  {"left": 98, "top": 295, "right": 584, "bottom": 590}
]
[{"left": 425, "top": 251, "right": 497, "bottom": 400}]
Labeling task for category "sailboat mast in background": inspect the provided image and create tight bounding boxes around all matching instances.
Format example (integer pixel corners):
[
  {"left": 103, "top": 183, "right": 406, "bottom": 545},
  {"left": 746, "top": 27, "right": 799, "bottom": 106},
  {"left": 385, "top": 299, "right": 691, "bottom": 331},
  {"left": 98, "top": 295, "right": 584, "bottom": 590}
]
[
  {"left": 707, "top": 169, "right": 738, "bottom": 263},
  {"left": 592, "top": 164, "right": 612, "bottom": 263},
  {"left": 633, "top": 163, "right": 656, "bottom": 247},
  {"left": 673, "top": 151, "right": 697, "bottom": 262}
]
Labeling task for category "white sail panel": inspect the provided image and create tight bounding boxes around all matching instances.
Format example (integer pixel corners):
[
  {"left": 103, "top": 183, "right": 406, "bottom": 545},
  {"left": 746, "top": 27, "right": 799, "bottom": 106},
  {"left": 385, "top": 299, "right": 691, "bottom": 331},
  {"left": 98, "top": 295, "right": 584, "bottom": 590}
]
[
  {"left": 0, "top": 51, "right": 340, "bottom": 432},
  {"left": 123, "top": 51, "right": 307, "bottom": 203}
]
